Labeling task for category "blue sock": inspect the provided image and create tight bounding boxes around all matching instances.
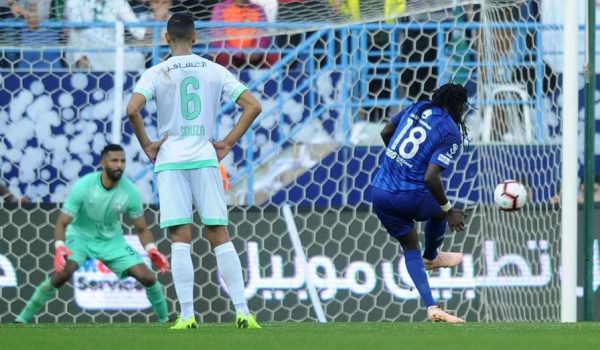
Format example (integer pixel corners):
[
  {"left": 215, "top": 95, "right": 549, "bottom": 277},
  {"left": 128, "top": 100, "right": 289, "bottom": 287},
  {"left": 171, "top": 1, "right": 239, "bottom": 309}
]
[
  {"left": 423, "top": 219, "right": 447, "bottom": 260},
  {"left": 404, "top": 249, "right": 436, "bottom": 307}
]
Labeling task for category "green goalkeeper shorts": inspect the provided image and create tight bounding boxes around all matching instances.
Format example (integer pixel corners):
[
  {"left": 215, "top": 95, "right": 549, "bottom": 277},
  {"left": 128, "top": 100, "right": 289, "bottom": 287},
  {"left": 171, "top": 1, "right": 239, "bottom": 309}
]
[{"left": 66, "top": 234, "right": 144, "bottom": 279}]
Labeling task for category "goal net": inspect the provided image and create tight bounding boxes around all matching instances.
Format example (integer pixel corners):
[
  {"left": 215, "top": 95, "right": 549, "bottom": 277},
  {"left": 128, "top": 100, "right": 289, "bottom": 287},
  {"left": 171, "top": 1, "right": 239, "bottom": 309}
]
[{"left": 0, "top": 0, "right": 568, "bottom": 323}]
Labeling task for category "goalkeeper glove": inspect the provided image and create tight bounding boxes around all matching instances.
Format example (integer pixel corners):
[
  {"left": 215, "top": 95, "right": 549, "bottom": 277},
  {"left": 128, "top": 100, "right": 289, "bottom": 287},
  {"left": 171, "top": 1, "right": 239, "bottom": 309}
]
[
  {"left": 145, "top": 243, "right": 170, "bottom": 274},
  {"left": 53, "top": 241, "right": 72, "bottom": 274}
]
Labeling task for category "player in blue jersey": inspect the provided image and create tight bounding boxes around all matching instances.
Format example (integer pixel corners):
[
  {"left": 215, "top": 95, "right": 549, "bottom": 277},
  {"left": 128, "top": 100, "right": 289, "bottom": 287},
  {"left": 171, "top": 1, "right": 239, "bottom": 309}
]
[{"left": 371, "top": 83, "right": 469, "bottom": 323}]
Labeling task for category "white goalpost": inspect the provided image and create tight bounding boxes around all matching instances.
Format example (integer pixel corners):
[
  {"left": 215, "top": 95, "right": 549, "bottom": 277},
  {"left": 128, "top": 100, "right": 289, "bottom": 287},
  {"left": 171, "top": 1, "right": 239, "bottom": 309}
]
[{"left": 560, "top": 0, "right": 579, "bottom": 323}]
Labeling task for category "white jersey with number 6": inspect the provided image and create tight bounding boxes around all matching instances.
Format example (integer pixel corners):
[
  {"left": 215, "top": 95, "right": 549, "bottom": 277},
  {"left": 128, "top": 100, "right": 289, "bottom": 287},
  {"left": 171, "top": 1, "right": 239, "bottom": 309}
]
[{"left": 134, "top": 54, "right": 248, "bottom": 173}]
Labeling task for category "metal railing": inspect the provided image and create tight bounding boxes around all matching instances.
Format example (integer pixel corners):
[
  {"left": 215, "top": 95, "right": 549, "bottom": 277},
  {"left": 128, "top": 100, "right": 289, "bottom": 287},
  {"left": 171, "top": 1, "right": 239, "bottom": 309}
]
[{"left": 0, "top": 20, "right": 584, "bottom": 204}]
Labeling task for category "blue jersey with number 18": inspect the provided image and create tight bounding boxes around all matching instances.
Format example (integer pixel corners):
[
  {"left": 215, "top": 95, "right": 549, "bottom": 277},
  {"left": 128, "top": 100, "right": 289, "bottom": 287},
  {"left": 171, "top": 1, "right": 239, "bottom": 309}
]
[{"left": 372, "top": 100, "right": 462, "bottom": 192}]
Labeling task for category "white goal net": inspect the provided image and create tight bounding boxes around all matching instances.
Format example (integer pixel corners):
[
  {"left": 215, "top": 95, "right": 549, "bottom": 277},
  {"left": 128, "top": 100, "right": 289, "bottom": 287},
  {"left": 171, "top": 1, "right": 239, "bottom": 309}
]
[{"left": 0, "top": 0, "right": 568, "bottom": 323}]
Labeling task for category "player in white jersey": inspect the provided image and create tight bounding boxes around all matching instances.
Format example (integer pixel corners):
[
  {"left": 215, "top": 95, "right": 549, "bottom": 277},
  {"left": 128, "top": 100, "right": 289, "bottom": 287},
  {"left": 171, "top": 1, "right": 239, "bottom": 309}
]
[{"left": 126, "top": 13, "right": 262, "bottom": 330}]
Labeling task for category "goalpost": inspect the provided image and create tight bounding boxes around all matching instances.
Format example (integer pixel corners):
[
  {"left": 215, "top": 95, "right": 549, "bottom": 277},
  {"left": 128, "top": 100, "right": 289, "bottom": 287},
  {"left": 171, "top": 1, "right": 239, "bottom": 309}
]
[
  {"left": 561, "top": 0, "right": 578, "bottom": 323},
  {"left": 0, "top": 0, "right": 583, "bottom": 323}
]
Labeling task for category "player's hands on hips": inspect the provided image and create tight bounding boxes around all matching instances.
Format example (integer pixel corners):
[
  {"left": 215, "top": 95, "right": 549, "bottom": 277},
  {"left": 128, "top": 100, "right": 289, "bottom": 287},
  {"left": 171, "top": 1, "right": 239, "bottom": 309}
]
[
  {"left": 148, "top": 247, "right": 170, "bottom": 274},
  {"left": 54, "top": 245, "right": 73, "bottom": 274},
  {"left": 446, "top": 208, "right": 466, "bottom": 232},
  {"left": 211, "top": 140, "right": 232, "bottom": 162},
  {"left": 143, "top": 134, "right": 168, "bottom": 163}
]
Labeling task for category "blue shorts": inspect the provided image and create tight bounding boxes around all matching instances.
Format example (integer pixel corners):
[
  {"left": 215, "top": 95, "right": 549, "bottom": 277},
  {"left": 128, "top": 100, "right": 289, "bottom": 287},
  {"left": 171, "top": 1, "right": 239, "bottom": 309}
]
[{"left": 371, "top": 187, "right": 442, "bottom": 238}]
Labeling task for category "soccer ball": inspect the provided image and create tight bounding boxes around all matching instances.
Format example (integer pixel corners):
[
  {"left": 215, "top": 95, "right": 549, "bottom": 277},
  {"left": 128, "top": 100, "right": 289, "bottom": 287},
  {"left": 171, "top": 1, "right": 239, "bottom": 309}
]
[{"left": 494, "top": 180, "right": 528, "bottom": 211}]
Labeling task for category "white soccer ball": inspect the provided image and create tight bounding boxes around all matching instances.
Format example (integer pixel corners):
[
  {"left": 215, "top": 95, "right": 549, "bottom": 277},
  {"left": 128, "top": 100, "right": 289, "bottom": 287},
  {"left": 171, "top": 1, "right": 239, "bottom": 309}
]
[{"left": 494, "top": 180, "right": 528, "bottom": 211}]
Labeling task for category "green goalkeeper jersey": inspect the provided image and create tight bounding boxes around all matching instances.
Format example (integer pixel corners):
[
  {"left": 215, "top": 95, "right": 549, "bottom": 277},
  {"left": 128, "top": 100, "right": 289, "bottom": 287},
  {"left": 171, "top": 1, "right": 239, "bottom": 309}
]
[{"left": 62, "top": 172, "right": 144, "bottom": 240}]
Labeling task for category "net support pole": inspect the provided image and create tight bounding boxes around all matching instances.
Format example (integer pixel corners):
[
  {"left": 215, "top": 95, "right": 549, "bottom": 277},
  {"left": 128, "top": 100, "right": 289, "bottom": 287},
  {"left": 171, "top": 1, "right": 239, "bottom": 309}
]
[
  {"left": 282, "top": 204, "right": 327, "bottom": 323},
  {"left": 111, "top": 20, "right": 125, "bottom": 144},
  {"left": 583, "top": 0, "right": 596, "bottom": 321},
  {"left": 561, "top": 1, "right": 579, "bottom": 323}
]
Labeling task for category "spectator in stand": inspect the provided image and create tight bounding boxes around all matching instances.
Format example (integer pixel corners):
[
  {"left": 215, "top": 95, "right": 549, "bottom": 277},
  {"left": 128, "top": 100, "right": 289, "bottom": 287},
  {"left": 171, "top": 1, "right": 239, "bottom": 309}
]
[
  {"left": 14, "top": 1, "right": 66, "bottom": 69},
  {"left": 0, "top": 1, "right": 65, "bottom": 68},
  {"left": 250, "top": 0, "right": 277, "bottom": 22},
  {"left": 130, "top": 0, "right": 173, "bottom": 42},
  {"left": 130, "top": 0, "right": 172, "bottom": 24},
  {"left": 210, "top": 0, "right": 277, "bottom": 69},
  {"left": 1, "top": 0, "right": 61, "bottom": 23},
  {"left": 578, "top": 176, "right": 600, "bottom": 204},
  {"left": 131, "top": 0, "right": 173, "bottom": 67},
  {"left": 10, "top": 0, "right": 64, "bottom": 21},
  {"left": 550, "top": 175, "right": 600, "bottom": 205},
  {"left": 66, "top": 0, "right": 164, "bottom": 71},
  {"left": 329, "top": 0, "right": 360, "bottom": 20},
  {"left": 0, "top": 1, "right": 23, "bottom": 68}
]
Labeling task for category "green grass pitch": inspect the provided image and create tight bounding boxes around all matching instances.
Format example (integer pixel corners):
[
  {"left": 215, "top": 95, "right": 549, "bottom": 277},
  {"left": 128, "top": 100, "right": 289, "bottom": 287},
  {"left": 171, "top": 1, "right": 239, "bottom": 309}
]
[{"left": 1, "top": 322, "right": 599, "bottom": 350}]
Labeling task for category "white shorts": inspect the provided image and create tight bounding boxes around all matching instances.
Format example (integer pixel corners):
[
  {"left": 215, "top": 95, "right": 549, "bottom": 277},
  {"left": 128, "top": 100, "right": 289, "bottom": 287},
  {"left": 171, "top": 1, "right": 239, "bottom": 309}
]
[{"left": 156, "top": 167, "right": 228, "bottom": 228}]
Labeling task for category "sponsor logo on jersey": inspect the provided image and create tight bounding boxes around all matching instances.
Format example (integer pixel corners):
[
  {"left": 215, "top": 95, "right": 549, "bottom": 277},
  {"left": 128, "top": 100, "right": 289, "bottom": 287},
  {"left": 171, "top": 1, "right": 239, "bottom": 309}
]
[{"left": 437, "top": 154, "right": 451, "bottom": 165}]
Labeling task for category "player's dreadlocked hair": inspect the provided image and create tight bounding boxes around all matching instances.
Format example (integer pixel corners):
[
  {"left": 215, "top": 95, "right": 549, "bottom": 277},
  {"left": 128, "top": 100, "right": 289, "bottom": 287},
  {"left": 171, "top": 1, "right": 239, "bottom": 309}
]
[{"left": 431, "top": 83, "right": 470, "bottom": 139}]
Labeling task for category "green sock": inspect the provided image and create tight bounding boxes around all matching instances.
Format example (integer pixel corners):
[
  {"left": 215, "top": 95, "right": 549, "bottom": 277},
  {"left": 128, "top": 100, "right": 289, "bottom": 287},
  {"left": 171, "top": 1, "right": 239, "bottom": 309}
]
[
  {"left": 146, "top": 281, "right": 169, "bottom": 323},
  {"left": 16, "top": 278, "right": 57, "bottom": 323}
]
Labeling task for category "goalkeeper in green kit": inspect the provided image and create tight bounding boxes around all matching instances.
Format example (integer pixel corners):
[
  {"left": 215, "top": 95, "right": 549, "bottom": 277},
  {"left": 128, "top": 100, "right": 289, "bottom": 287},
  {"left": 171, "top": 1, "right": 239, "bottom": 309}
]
[{"left": 15, "top": 144, "right": 170, "bottom": 324}]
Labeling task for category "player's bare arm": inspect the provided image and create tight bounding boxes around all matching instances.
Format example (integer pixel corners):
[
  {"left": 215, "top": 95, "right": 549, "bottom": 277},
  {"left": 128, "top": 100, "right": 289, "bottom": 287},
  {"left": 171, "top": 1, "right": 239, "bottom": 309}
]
[
  {"left": 53, "top": 212, "right": 72, "bottom": 242},
  {"left": 126, "top": 93, "right": 168, "bottom": 163},
  {"left": 380, "top": 121, "right": 396, "bottom": 147},
  {"left": 132, "top": 215, "right": 156, "bottom": 250},
  {"left": 132, "top": 216, "right": 170, "bottom": 274},
  {"left": 424, "top": 164, "right": 465, "bottom": 232},
  {"left": 53, "top": 212, "right": 73, "bottom": 273},
  {"left": 212, "top": 90, "right": 262, "bottom": 162}
]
